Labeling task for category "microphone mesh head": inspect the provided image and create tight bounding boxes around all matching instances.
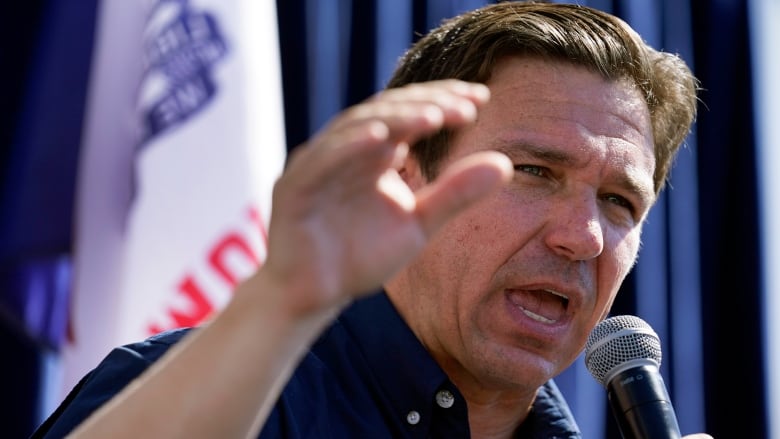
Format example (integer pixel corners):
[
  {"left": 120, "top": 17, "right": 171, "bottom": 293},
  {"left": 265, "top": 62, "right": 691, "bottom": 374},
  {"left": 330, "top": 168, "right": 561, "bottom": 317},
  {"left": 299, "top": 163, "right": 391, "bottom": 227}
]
[{"left": 584, "top": 315, "right": 662, "bottom": 386}]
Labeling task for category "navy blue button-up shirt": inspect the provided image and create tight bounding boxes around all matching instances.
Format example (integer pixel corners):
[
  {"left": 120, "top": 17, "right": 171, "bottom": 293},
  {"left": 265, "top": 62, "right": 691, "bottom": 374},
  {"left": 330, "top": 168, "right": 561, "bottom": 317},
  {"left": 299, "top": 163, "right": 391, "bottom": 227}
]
[{"left": 33, "top": 292, "right": 581, "bottom": 438}]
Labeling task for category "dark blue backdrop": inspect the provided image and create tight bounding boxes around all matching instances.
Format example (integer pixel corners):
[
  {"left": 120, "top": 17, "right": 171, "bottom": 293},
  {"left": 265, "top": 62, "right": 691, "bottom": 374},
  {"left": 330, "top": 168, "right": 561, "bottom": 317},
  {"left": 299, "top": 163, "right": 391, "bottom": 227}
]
[{"left": 0, "top": 1, "right": 766, "bottom": 438}]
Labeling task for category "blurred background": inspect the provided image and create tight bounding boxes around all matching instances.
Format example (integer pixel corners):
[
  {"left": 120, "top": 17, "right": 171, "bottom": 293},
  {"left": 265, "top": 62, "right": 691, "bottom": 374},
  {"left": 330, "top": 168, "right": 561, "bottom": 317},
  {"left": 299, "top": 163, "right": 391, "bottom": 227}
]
[{"left": 1, "top": 0, "right": 777, "bottom": 438}]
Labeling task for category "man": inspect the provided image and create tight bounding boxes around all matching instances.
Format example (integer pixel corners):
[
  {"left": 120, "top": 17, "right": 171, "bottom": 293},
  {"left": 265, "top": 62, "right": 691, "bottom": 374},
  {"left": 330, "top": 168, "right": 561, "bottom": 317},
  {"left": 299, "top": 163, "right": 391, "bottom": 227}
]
[{"left": 34, "top": 2, "right": 711, "bottom": 438}]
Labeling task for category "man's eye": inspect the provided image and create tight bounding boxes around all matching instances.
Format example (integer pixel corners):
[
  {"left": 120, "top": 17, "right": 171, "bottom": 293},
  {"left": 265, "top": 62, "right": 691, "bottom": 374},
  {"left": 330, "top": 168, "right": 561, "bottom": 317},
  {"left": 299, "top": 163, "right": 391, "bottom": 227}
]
[
  {"left": 514, "top": 164, "right": 546, "bottom": 177},
  {"left": 604, "top": 194, "right": 634, "bottom": 212}
]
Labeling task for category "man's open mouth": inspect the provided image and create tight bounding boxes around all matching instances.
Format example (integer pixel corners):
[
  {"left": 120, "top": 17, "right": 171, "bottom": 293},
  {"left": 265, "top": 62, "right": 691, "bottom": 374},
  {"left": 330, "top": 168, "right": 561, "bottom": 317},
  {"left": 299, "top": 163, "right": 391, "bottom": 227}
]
[{"left": 508, "top": 289, "right": 570, "bottom": 324}]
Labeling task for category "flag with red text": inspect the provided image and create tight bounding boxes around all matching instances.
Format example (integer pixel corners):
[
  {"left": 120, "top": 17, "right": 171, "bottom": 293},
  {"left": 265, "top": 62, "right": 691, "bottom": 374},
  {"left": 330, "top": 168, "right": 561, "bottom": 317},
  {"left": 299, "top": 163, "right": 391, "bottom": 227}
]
[{"left": 61, "top": 0, "right": 286, "bottom": 397}]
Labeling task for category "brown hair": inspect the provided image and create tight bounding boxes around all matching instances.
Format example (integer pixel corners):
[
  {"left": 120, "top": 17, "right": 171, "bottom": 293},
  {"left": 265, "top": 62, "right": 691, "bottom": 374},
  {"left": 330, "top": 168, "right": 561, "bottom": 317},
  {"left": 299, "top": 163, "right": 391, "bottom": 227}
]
[{"left": 386, "top": 1, "right": 699, "bottom": 195}]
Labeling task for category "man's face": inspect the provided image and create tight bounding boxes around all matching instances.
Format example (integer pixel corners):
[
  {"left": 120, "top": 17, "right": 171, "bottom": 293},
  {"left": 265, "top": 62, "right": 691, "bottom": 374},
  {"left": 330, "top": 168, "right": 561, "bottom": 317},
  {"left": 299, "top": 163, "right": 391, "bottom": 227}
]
[{"left": 390, "top": 57, "right": 656, "bottom": 394}]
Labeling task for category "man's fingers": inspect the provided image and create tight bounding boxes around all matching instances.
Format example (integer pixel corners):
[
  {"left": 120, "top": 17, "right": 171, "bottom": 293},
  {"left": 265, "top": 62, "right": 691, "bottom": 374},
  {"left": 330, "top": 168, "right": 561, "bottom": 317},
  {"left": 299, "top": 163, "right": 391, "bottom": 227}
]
[
  {"left": 414, "top": 151, "right": 513, "bottom": 236},
  {"left": 343, "top": 80, "right": 489, "bottom": 141},
  {"left": 371, "top": 80, "right": 490, "bottom": 107},
  {"left": 310, "top": 80, "right": 488, "bottom": 156},
  {"left": 285, "top": 80, "right": 490, "bottom": 195},
  {"left": 280, "top": 119, "right": 391, "bottom": 194}
]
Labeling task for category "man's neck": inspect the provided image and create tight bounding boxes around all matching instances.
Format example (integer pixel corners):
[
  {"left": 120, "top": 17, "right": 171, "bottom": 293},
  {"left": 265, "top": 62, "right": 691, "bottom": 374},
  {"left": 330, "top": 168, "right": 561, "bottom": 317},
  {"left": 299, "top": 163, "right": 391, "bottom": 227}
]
[{"left": 464, "top": 388, "right": 536, "bottom": 439}]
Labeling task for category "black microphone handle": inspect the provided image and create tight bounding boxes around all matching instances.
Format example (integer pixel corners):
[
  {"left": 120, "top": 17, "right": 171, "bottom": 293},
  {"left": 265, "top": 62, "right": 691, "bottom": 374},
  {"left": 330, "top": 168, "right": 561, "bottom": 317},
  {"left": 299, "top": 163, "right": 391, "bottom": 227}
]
[{"left": 606, "top": 364, "right": 682, "bottom": 439}]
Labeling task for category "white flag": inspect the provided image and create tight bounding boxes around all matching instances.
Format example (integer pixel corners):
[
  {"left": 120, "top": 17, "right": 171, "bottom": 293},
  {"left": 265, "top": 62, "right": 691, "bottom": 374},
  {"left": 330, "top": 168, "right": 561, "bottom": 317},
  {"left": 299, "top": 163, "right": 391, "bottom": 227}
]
[{"left": 62, "top": 0, "right": 286, "bottom": 399}]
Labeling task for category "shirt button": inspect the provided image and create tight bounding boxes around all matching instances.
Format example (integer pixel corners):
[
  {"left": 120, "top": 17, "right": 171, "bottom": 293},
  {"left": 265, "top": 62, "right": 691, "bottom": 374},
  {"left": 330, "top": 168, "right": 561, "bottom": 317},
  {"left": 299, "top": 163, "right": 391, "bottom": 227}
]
[
  {"left": 435, "top": 390, "right": 455, "bottom": 408},
  {"left": 406, "top": 410, "right": 421, "bottom": 425}
]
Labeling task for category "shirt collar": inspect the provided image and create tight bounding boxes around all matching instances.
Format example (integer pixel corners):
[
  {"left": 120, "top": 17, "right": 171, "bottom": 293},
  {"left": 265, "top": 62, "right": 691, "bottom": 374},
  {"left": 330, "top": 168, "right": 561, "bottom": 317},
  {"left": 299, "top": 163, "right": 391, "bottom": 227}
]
[
  {"left": 339, "top": 292, "right": 458, "bottom": 428},
  {"left": 338, "top": 291, "right": 580, "bottom": 438}
]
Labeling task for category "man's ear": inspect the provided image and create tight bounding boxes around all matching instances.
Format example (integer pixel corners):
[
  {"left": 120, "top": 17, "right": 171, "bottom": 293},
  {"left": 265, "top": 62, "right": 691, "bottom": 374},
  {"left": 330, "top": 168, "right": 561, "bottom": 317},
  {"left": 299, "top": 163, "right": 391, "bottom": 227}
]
[{"left": 397, "top": 149, "right": 427, "bottom": 191}]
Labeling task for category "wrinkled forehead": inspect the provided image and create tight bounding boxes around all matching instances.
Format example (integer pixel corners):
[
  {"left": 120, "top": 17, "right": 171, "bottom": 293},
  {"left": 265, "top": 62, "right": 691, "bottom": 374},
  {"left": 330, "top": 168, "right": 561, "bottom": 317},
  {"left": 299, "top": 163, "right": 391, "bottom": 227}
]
[{"left": 485, "top": 57, "right": 654, "bottom": 149}]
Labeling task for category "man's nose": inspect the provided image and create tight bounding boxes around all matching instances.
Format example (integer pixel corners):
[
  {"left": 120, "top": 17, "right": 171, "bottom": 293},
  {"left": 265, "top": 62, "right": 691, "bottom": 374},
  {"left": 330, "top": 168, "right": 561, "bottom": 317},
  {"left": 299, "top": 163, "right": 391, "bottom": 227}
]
[{"left": 544, "top": 194, "right": 604, "bottom": 261}]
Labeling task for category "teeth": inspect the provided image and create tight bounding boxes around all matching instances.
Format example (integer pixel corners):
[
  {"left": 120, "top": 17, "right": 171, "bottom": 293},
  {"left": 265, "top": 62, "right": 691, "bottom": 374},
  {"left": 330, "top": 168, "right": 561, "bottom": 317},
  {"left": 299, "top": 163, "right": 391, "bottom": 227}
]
[
  {"left": 512, "top": 289, "right": 568, "bottom": 324},
  {"left": 545, "top": 289, "right": 569, "bottom": 300},
  {"left": 520, "top": 307, "right": 556, "bottom": 324}
]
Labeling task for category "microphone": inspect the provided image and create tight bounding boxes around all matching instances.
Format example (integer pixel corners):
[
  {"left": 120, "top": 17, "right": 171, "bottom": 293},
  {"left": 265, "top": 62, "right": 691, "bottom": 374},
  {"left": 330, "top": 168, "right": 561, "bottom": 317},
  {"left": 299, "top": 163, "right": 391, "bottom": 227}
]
[{"left": 584, "top": 315, "right": 682, "bottom": 439}]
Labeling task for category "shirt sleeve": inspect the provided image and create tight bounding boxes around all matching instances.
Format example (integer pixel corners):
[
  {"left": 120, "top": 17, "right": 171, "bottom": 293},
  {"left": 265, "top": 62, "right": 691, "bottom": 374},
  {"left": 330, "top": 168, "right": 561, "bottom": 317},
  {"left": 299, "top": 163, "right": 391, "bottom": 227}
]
[{"left": 30, "top": 328, "right": 193, "bottom": 438}]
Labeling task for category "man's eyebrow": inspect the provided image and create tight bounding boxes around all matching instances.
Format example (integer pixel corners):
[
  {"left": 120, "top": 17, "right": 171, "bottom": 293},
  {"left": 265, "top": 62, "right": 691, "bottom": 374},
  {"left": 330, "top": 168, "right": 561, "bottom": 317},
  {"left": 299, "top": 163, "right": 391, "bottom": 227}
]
[
  {"left": 493, "top": 141, "right": 580, "bottom": 166},
  {"left": 615, "top": 173, "right": 655, "bottom": 207}
]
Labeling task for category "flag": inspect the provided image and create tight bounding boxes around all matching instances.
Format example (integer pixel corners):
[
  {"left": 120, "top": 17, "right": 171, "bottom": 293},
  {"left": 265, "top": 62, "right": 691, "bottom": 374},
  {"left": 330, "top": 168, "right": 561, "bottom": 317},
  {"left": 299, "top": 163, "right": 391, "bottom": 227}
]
[{"left": 60, "top": 0, "right": 286, "bottom": 400}]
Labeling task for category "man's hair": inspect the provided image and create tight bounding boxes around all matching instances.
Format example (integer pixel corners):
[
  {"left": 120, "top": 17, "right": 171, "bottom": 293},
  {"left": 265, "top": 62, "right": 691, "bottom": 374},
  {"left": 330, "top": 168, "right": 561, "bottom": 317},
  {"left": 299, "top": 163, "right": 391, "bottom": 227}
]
[{"left": 386, "top": 1, "right": 699, "bottom": 195}]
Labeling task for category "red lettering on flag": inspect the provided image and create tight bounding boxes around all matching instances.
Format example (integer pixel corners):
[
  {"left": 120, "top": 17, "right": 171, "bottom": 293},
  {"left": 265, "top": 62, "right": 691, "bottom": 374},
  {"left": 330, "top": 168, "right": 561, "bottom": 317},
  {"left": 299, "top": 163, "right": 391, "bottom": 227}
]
[
  {"left": 248, "top": 206, "right": 268, "bottom": 248},
  {"left": 148, "top": 275, "right": 214, "bottom": 334},
  {"left": 209, "top": 232, "right": 259, "bottom": 287},
  {"left": 147, "top": 204, "right": 270, "bottom": 335}
]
